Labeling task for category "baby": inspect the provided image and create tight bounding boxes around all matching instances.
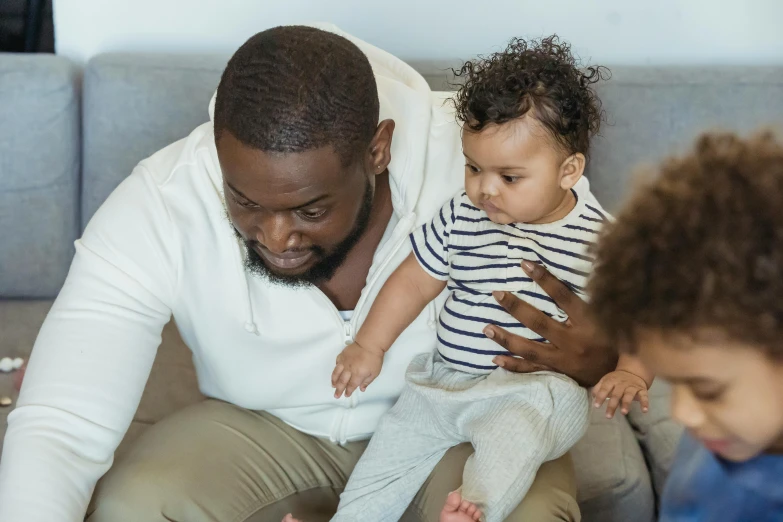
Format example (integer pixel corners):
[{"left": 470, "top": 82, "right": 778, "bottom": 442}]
[{"left": 286, "top": 36, "right": 652, "bottom": 522}]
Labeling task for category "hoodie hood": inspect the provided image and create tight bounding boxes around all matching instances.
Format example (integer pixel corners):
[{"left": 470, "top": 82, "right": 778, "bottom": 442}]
[{"left": 207, "top": 22, "right": 433, "bottom": 216}]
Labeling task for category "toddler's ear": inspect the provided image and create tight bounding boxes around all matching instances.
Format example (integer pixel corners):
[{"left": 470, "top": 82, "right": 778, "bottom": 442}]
[{"left": 559, "top": 153, "right": 586, "bottom": 190}]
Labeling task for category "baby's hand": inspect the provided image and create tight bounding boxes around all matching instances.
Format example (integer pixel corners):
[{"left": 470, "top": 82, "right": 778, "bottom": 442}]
[
  {"left": 332, "top": 342, "right": 384, "bottom": 399},
  {"left": 592, "top": 370, "right": 650, "bottom": 418}
]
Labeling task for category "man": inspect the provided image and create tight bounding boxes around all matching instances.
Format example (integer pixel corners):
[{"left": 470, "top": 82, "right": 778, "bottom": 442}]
[{"left": 0, "top": 25, "right": 615, "bottom": 521}]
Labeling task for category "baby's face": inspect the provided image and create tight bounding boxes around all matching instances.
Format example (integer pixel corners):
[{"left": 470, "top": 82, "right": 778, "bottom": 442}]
[
  {"left": 461, "top": 116, "right": 574, "bottom": 225},
  {"left": 637, "top": 329, "right": 783, "bottom": 462}
]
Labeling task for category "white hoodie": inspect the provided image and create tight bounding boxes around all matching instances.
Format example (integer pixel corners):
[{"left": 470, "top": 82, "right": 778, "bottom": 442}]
[{"left": 0, "top": 26, "right": 465, "bottom": 521}]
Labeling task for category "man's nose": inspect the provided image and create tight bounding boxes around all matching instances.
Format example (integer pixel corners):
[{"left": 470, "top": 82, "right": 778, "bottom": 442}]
[{"left": 255, "top": 213, "right": 301, "bottom": 254}]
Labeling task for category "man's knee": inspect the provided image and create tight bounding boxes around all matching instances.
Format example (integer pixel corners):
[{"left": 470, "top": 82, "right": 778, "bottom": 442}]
[
  {"left": 87, "top": 464, "right": 182, "bottom": 522},
  {"left": 505, "top": 455, "right": 580, "bottom": 522}
]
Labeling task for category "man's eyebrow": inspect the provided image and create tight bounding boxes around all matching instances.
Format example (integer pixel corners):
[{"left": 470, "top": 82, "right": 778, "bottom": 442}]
[
  {"left": 226, "top": 182, "right": 258, "bottom": 205},
  {"left": 226, "top": 182, "right": 328, "bottom": 209}
]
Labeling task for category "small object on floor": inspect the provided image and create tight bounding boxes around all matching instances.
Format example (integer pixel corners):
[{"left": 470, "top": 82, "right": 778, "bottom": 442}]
[
  {"left": 0, "top": 358, "right": 13, "bottom": 372},
  {"left": 0, "top": 397, "right": 12, "bottom": 407},
  {"left": 12, "top": 357, "right": 24, "bottom": 370}
]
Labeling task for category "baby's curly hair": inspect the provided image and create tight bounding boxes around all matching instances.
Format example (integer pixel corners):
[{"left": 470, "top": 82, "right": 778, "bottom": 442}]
[
  {"left": 589, "top": 131, "right": 783, "bottom": 360},
  {"left": 452, "top": 35, "right": 609, "bottom": 160}
]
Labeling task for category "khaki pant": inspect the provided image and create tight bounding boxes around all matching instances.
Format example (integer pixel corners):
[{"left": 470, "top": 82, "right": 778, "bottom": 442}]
[{"left": 87, "top": 400, "right": 580, "bottom": 522}]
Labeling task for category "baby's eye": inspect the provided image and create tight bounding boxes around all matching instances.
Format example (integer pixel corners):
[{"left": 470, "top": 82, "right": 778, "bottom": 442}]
[
  {"left": 465, "top": 164, "right": 480, "bottom": 174},
  {"left": 502, "top": 175, "right": 520, "bottom": 184}
]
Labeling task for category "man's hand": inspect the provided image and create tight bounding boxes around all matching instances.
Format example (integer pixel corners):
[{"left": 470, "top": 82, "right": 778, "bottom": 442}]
[
  {"left": 332, "top": 342, "right": 384, "bottom": 399},
  {"left": 592, "top": 369, "right": 650, "bottom": 418},
  {"left": 483, "top": 261, "right": 618, "bottom": 387}
]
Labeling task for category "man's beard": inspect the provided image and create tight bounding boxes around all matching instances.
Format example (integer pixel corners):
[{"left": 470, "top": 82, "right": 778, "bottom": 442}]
[{"left": 234, "top": 180, "right": 374, "bottom": 288}]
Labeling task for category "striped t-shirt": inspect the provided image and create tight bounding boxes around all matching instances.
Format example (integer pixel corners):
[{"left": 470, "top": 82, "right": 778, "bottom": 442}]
[{"left": 409, "top": 177, "right": 609, "bottom": 374}]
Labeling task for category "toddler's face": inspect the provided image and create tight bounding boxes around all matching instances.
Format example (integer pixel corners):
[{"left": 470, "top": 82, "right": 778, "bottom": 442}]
[
  {"left": 461, "top": 116, "right": 577, "bottom": 225},
  {"left": 637, "top": 329, "right": 783, "bottom": 462}
]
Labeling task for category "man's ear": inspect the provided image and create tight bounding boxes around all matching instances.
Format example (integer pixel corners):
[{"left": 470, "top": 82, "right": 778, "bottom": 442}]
[
  {"left": 559, "top": 152, "right": 586, "bottom": 190},
  {"left": 367, "top": 119, "right": 395, "bottom": 176}
]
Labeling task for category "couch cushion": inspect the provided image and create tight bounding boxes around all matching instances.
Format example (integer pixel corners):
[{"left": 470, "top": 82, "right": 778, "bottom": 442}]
[
  {"left": 588, "top": 67, "right": 783, "bottom": 211},
  {"left": 0, "top": 54, "right": 80, "bottom": 298},
  {"left": 81, "top": 54, "right": 229, "bottom": 228},
  {"left": 572, "top": 408, "right": 656, "bottom": 522},
  {"left": 0, "top": 299, "right": 203, "bottom": 457},
  {"left": 625, "top": 380, "right": 684, "bottom": 502}
]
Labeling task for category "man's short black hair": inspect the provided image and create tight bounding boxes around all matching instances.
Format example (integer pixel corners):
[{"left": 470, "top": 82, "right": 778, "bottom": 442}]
[{"left": 214, "top": 26, "right": 380, "bottom": 165}]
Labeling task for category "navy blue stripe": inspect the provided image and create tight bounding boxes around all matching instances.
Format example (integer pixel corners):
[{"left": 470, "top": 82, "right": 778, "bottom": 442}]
[
  {"left": 439, "top": 317, "right": 488, "bottom": 338},
  {"left": 437, "top": 350, "right": 498, "bottom": 370},
  {"left": 452, "top": 276, "right": 533, "bottom": 286},
  {"left": 506, "top": 245, "right": 589, "bottom": 279},
  {"left": 429, "top": 221, "right": 444, "bottom": 248},
  {"left": 436, "top": 334, "right": 508, "bottom": 356},
  {"left": 451, "top": 262, "right": 529, "bottom": 271},
  {"left": 460, "top": 202, "right": 481, "bottom": 213},
  {"left": 586, "top": 204, "right": 608, "bottom": 221},
  {"left": 456, "top": 215, "right": 488, "bottom": 223},
  {"left": 439, "top": 206, "right": 448, "bottom": 229},
  {"left": 564, "top": 224, "right": 599, "bottom": 235},
  {"left": 421, "top": 226, "right": 448, "bottom": 267},
  {"left": 451, "top": 294, "right": 554, "bottom": 318},
  {"left": 525, "top": 238, "right": 594, "bottom": 262},
  {"left": 580, "top": 214, "right": 603, "bottom": 223},
  {"left": 443, "top": 303, "right": 546, "bottom": 336},
  {"left": 449, "top": 241, "right": 507, "bottom": 251},
  {"left": 450, "top": 198, "right": 456, "bottom": 225},
  {"left": 448, "top": 284, "right": 557, "bottom": 305},
  {"left": 410, "top": 233, "right": 448, "bottom": 277},
  {"left": 452, "top": 251, "right": 508, "bottom": 260},
  {"left": 508, "top": 227, "right": 594, "bottom": 246}
]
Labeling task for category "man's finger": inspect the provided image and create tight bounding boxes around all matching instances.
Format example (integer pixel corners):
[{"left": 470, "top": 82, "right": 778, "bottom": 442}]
[
  {"left": 492, "top": 355, "right": 551, "bottom": 374},
  {"left": 492, "top": 291, "right": 567, "bottom": 347},
  {"left": 484, "top": 325, "right": 557, "bottom": 367},
  {"left": 520, "top": 261, "right": 587, "bottom": 322}
]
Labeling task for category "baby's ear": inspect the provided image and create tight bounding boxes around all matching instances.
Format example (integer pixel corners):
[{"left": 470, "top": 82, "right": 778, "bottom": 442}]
[{"left": 559, "top": 153, "right": 586, "bottom": 190}]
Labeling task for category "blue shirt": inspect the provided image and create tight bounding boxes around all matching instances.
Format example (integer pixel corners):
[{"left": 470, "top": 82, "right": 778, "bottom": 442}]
[{"left": 661, "top": 434, "right": 783, "bottom": 521}]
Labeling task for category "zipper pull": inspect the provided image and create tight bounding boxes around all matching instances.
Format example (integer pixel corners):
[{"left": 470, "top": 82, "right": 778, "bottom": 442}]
[{"left": 343, "top": 321, "right": 353, "bottom": 346}]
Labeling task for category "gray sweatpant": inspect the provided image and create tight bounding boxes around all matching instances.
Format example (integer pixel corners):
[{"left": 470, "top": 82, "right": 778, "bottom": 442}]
[{"left": 333, "top": 352, "right": 589, "bottom": 522}]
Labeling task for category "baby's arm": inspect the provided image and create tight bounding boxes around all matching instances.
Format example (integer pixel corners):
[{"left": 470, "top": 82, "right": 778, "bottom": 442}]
[
  {"left": 332, "top": 253, "right": 447, "bottom": 398},
  {"left": 592, "top": 353, "right": 655, "bottom": 418}
]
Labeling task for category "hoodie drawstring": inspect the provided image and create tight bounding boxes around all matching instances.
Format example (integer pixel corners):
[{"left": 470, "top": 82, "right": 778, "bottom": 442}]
[{"left": 235, "top": 239, "right": 260, "bottom": 336}]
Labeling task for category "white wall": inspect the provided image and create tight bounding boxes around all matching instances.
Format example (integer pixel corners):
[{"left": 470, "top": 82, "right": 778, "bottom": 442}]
[{"left": 55, "top": 0, "right": 783, "bottom": 67}]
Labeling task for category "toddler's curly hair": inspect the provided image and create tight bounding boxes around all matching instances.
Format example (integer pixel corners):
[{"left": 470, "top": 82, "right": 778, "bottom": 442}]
[
  {"left": 589, "top": 131, "right": 783, "bottom": 360},
  {"left": 452, "top": 35, "right": 609, "bottom": 160}
]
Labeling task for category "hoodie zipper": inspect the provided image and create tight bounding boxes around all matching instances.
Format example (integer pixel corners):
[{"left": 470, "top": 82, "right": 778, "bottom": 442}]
[{"left": 318, "top": 212, "right": 417, "bottom": 443}]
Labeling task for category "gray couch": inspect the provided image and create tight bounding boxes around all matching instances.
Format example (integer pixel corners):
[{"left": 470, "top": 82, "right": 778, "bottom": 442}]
[{"left": 3, "top": 51, "right": 783, "bottom": 521}]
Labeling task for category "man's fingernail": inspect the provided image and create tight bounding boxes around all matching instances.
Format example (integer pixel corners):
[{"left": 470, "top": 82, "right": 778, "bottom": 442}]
[
  {"left": 484, "top": 327, "right": 494, "bottom": 339},
  {"left": 521, "top": 260, "right": 536, "bottom": 274},
  {"left": 492, "top": 291, "right": 505, "bottom": 301}
]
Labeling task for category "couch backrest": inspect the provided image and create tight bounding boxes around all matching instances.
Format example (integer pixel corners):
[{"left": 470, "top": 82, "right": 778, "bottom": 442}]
[
  {"left": 83, "top": 56, "right": 783, "bottom": 227},
  {"left": 5, "top": 53, "right": 783, "bottom": 298},
  {"left": 0, "top": 54, "right": 79, "bottom": 298}
]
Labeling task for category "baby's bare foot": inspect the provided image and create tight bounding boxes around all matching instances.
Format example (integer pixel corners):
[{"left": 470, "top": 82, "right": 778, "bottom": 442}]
[
  {"left": 439, "top": 491, "right": 483, "bottom": 522},
  {"left": 281, "top": 514, "right": 302, "bottom": 522}
]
